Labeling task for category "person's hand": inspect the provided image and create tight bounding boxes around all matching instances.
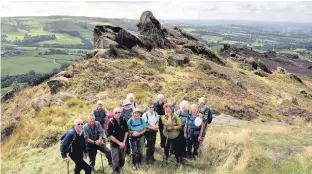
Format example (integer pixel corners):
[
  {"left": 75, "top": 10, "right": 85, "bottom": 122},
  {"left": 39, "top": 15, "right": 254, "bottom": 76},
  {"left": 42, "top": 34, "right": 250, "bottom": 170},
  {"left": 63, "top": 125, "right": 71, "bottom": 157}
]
[
  {"left": 102, "top": 139, "right": 106, "bottom": 145},
  {"left": 198, "top": 113, "right": 203, "bottom": 118},
  {"left": 132, "top": 132, "right": 139, "bottom": 137},
  {"left": 84, "top": 153, "right": 88, "bottom": 159},
  {"left": 64, "top": 157, "right": 71, "bottom": 163},
  {"left": 184, "top": 133, "right": 187, "bottom": 139},
  {"left": 198, "top": 135, "right": 202, "bottom": 141},
  {"left": 167, "top": 127, "right": 173, "bottom": 131},
  {"left": 119, "top": 142, "right": 125, "bottom": 148},
  {"left": 95, "top": 140, "right": 102, "bottom": 146},
  {"left": 154, "top": 125, "right": 159, "bottom": 130}
]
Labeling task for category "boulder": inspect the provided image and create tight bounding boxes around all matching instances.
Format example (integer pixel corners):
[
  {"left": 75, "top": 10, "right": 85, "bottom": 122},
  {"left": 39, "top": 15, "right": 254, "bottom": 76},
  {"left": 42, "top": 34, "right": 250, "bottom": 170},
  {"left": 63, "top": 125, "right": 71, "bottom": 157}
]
[
  {"left": 254, "top": 69, "right": 269, "bottom": 77},
  {"left": 167, "top": 54, "right": 190, "bottom": 66},
  {"left": 56, "top": 92, "right": 74, "bottom": 101},
  {"left": 183, "top": 45, "right": 224, "bottom": 64},
  {"left": 95, "top": 36, "right": 118, "bottom": 49},
  {"left": 223, "top": 44, "right": 231, "bottom": 51},
  {"left": 258, "top": 60, "right": 271, "bottom": 73},
  {"left": 172, "top": 27, "right": 198, "bottom": 41},
  {"left": 137, "top": 11, "right": 172, "bottom": 49},
  {"left": 297, "top": 88, "right": 308, "bottom": 96},
  {"left": 55, "top": 71, "right": 73, "bottom": 78},
  {"left": 276, "top": 66, "right": 287, "bottom": 74},
  {"left": 31, "top": 96, "right": 51, "bottom": 111},
  {"left": 47, "top": 77, "right": 69, "bottom": 94},
  {"left": 288, "top": 73, "right": 304, "bottom": 84},
  {"left": 117, "top": 29, "right": 143, "bottom": 49}
]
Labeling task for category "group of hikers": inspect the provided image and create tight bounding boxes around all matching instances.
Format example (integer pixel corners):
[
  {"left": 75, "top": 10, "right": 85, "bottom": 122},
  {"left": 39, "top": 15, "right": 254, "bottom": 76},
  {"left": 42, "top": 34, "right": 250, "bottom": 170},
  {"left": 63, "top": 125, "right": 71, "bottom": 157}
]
[{"left": 60, "top": 93, "right": 213, "bottom": 174}]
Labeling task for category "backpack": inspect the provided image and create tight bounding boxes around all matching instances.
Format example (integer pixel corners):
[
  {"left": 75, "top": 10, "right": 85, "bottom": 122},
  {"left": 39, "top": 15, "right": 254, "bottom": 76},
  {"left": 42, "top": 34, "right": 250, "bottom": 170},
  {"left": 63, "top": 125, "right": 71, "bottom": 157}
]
[
  {"left": 104, "top": 113, "right": 113, "bottom": 135},
  {"left": 129, "top": 118, "right": 143, "bottom": 128},
  {"left": 60, "top": 129, "right": 76, "bottom": 154}
]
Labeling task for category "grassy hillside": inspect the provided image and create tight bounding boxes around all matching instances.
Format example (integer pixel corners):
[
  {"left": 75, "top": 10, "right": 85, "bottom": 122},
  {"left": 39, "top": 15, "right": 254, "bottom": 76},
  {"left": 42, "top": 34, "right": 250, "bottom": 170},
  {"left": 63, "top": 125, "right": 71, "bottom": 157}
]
[{"left": 2, "top": 53, "right": 312, "bottom": 173}]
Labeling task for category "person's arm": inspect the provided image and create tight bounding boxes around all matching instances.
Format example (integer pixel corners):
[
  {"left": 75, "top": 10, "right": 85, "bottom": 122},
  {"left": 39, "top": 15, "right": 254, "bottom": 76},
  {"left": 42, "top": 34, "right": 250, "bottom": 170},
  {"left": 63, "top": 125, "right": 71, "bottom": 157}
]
[
  {"left": 184, "top": 120, "right": 188, "bottom": 138},
  {"left": 60, "top": 132, "right": 73, "bottom": 159},
  {"left": 172, "top": 115, "right": 181, "bottom": 130},
  {"left": 207, "top": 109, "right": 213, "bottom": 125},
  {"left": 97, "top": 122, "right": 104, "bottom": 141},
  {"left": 123, "top": 119, "right": 129, "bottom": 142},
  {"left": 109, "top": 136, "right": 122, "bottom": 146},
  {"left": 199, "top": 122, "right": 204, "bottom": 140}
]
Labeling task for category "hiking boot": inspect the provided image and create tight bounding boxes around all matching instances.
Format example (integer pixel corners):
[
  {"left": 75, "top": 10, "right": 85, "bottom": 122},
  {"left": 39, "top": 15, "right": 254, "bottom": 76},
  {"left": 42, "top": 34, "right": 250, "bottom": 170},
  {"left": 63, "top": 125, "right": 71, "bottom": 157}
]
[{"left": 132, "top": 165, "right": 138, "bottom": 170}]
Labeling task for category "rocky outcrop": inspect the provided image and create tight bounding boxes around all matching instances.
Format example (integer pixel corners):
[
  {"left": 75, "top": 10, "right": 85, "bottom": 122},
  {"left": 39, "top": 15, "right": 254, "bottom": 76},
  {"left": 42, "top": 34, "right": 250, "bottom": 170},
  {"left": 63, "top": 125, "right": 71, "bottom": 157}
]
[
  {"left": 47, "top": 77, "right": 69, "bottom": 94},
  {"left": 276, "top": 67, "right": 287, "bottom": 74},
  {"left": 288, "top": 73, "right": 304, "bottom": 85},
  {"left": 55, "top": 71, "right": 73, "bottom": 78},
  {"left": 184, "top": 44, "right": 224, "bottom": 64},
  {"left": 31, "top": 96, "right": 51, "bottom": 111},
  {"left": 254, "top": 69, "right": 269, "bottom": 77},
  {"left": 167, "top": 54, "right": 190, "bottom": 66},
  {"left": 258, "top": 60, "right": 271, "bottom": 73},
  {"left": 137, "top": 11, "right": 172, "bottom": 49}
]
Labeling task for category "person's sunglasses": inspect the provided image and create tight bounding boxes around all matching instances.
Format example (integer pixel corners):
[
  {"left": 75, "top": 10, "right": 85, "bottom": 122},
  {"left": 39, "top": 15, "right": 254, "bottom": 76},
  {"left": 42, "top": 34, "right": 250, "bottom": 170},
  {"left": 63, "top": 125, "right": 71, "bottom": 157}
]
[
  {"left": 149, "top": 107, "right": 154, "bottom": 108},
  {"left": 77, "top": 123, "right": 83, "bottom": 125},
  {"left": 115, "top": 112, "right": 121, "bottom": 114}
]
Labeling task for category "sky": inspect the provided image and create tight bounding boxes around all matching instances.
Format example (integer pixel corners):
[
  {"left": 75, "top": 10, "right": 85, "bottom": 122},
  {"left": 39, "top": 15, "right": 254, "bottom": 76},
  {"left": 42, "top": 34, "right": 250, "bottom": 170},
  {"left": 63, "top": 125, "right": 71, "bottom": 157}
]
[{"left": 1, "top": 1, "right": 312, "bottom": 22}]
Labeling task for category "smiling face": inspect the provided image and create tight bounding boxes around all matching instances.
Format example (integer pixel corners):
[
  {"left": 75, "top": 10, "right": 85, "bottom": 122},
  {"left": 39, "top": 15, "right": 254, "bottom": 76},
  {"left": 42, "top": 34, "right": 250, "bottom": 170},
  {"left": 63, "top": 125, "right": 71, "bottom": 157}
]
[
  {"left": 88, "top": 115, "right": 95, "bottom": 126},
  {"left": 74, "top": 119, "right": 83, "bottom": 132},
  {"left": 191, "top": 105, "right": 199, "bottom": 116},
  {"left": 133, "top": 111, "right": 141, "bottom": 119},
  {"left": 113, "top": 108, "right": 121, "bottom": 119},
  {"left": 97, "top": 104, "right": 103, "bottom": 110},
  {"left": 164, "top": 106, "right": 172, "bottom": 115}
]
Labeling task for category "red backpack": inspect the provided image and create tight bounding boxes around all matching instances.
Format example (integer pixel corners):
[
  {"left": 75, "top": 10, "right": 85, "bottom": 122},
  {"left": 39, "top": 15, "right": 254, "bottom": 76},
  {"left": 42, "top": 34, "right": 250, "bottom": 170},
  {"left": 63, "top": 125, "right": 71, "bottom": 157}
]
[{"left": 104, "top": 113, "right": 113, "bottom": 135}]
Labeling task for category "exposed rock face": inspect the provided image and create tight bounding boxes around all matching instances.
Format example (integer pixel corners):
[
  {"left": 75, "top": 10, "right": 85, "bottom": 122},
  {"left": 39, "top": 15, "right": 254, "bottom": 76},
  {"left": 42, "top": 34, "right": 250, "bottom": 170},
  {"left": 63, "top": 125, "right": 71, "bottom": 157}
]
[
  {"left": 47, "top": 77, "right": 69, "bottom": 94},
  {"left": 55, "top": 71, "right": 73, "bottom": 78},
  {"left": 137, "top": 11, "right": 172, "bottom": 49},
  {"left": 254, "top": 69, "right": 269, "bottom": 77},
  {"left": 258, "top": 60, "right": 271, "bottom": 73},
  {"left": 297, "top": 89, "right": 307, "bottom": 96},
  {"left": 91, "top": 10, "right": 225, "bottom": 65},
  {"left": 167, "top": 54, "right": 190, "bottom": 66},
  {"left": 276, "top": 67, "right": 287, "bottom": 74},
  {"left": 31, "top": 97, "right": 51, "bottom": 111},
  {"left": 288, "top": 73, "right": 304, "bottom": 85}
]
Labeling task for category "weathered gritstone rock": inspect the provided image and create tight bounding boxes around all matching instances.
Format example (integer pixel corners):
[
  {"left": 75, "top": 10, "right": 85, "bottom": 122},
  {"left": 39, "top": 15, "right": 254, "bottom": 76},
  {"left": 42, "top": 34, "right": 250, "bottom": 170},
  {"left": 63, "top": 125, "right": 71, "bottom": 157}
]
[
  {"left": 254, "top": 69, "right": 269, "bottom": 77},
  {"left": 276, "top": 66, "right": 287, "bottom": 74},
  {"left": 47, "top": 76, "right": 69, "bottom": 94},
  {"left": 167, "top": 54, "right": 190, "bottom": 67},
  {"left": 31, "top": 96, "right": 51, "bottom": 111},
  {"left": 288, "top": 73, "right": 304, "bottom": 85},
  {"left": 55, "top": 71, "right": 73, "bottom": 78},
  {"left": 211, "top": 114, "right": 249, "bottom": 126}
]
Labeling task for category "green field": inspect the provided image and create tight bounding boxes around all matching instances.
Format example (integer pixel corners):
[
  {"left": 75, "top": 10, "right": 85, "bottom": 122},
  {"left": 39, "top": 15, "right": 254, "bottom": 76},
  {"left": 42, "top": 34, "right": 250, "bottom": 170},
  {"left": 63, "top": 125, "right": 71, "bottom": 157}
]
[
  {"left": 40, "top": 33, "right": 82, "bottom": 45},
  {"left": 202, "top": 35, "right": 223, "bottom": 43}
]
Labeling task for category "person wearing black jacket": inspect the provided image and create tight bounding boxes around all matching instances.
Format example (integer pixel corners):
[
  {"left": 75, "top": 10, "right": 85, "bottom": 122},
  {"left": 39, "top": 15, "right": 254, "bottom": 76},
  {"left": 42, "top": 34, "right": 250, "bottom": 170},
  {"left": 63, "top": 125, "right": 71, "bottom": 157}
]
[
  {"left": 107, "top": 107, "right": 129, "bottom": 174},
  {"left": 60, "top": 118, "right": 92, "bottom": 174},
  {"left": 154, "top": 94, "right": 166, "bottom": 148}
]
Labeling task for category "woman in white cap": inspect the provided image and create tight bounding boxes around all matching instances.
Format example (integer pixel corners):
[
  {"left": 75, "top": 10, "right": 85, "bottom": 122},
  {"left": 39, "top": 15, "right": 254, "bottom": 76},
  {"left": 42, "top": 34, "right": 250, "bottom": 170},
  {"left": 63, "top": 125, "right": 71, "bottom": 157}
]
[
  {"left": 91, "top": 100, "right": 109, "bottom": 128},
  {"left": 184, "top": 104, "right": 204, "bottom": 159},
  {"left": 126, "top": 93, "right": 138, "bottom": 110},
  {"left": 198, "top": 97, "right": 213, "bottom": 141}
]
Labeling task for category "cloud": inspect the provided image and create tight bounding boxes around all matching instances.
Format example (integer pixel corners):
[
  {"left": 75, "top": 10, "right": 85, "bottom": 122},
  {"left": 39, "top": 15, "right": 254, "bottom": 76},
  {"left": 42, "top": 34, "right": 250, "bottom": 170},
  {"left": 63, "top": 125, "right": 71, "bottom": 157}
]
[{"left": 1, "top": 1, "right": 312, "bottom": 22}]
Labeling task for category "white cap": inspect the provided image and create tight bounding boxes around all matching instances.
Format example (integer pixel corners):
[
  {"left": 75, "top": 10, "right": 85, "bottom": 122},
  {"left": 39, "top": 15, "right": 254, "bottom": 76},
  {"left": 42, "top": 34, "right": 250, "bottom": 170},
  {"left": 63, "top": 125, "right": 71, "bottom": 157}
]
[
  {"left": 97, "top": 100, "right": 103, "bottom": 105},
  {"left": 123, "top": 99, "right": 132, "bottom": 106}
]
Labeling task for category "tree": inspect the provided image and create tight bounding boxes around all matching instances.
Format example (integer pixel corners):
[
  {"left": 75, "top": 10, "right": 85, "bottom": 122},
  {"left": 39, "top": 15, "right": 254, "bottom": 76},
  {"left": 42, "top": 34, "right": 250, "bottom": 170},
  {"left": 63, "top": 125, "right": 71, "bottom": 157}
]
[{"left": 12, "top": 81, "right": 21, "bottom": 92}]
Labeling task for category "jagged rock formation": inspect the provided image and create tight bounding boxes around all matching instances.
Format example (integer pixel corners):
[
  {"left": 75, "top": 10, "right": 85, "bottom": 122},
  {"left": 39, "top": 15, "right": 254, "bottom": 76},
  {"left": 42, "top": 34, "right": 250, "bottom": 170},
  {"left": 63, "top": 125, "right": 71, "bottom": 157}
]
[{"left": 91, "top": 11, "right": 223, "bottom": 66}]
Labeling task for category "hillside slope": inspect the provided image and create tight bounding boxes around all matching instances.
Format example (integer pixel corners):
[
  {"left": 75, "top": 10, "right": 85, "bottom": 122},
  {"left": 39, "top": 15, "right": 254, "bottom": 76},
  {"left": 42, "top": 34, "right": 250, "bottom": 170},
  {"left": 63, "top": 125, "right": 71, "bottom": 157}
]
[{"left": 2, "top": 11, "right": 312, "bottom": 173}]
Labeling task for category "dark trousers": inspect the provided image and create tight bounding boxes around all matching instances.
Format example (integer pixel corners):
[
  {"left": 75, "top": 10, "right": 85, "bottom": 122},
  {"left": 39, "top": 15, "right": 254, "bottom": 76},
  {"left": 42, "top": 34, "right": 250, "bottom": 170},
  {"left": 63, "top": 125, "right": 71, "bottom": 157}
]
[
  {"left": 125, "top": 137, "right": 131, "bottom": 155},
  {"left": 87, "top": 143, "right": 112, "bottom": 168},
  {"left": 164, "top": 137, "right": 181, "bottom": 162},
  {"left": 178, "top": 128, "right": 187, "bottom": 157},
  {"left": 111, "top": 147, "right": 126, "bottom": 174},
  {"left": 159, "top": 116, "right": 166, "bottom": 148},
  {"left": 145, "top": 131, "right": 157, "bottom": 159},
  {"left": 187, "top": 134, "right": 200, "bottom": 158},
  {"left": 69, "top": 154, "right": 92, "bottom": 174},
  {"left": 129, "top": 135, "right": 144, "bottom": 165}
]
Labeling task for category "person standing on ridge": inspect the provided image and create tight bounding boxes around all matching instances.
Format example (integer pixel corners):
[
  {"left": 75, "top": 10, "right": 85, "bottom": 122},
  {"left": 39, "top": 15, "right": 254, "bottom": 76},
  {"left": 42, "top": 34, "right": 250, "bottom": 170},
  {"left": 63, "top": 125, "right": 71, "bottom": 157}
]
[
  {"left": 142, "top": 101, "right": 159, "bottom": 164},
  {"left": 128, "top": 108, "right": 146, "bottom": 170},
  {"left": 107, "top": 107, "right": 129, "bottom": 174},
  {"left": 61, "top": 118, "right": 92, "bottom": 174},
  {"left": 91, "top": 100, "right": 109, "bottom": 128},
  {"left": 154, "top": 94, "right": 166, "bottom": 148}
]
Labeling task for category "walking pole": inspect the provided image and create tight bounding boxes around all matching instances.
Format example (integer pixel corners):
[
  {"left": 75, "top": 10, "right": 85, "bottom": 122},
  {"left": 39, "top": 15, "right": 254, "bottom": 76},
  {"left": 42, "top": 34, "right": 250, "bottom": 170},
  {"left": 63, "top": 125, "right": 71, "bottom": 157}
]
[
  {"left": 162, "top": 134, "right": 169, "bottom": 166},
  {"left": 67, "top": 162, "right": 69, "bottom": 174},
  {"left": 100, "top": 152, "right": 105, "bottom": 174}
]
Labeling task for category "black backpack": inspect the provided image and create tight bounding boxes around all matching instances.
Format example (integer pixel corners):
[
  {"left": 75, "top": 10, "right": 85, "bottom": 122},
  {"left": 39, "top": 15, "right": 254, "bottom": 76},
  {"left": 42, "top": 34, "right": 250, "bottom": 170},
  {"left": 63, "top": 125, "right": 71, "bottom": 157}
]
[{"left": 60, "top": 129, "right": 76, "bottom": 154}]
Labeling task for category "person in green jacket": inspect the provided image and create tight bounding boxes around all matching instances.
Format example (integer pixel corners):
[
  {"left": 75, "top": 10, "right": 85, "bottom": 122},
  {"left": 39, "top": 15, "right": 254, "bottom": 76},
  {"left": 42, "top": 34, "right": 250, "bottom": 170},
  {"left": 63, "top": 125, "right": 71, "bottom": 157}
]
[{"left": 161, "top": 103, "right": 182, "bottom": 165}]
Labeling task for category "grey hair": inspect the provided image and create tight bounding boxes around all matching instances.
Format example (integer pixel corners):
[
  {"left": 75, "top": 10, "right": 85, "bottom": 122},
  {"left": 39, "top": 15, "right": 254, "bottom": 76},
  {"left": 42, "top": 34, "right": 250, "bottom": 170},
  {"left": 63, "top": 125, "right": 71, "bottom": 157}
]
[
  {"left": 73, "top": 118, "right": 83, "bottom": 125},
  {"left": 157, "top": 94, "right": 164, "bottom": 100},
  {"left": 179, "top": 100, "right": 189, "bottom": 110}
]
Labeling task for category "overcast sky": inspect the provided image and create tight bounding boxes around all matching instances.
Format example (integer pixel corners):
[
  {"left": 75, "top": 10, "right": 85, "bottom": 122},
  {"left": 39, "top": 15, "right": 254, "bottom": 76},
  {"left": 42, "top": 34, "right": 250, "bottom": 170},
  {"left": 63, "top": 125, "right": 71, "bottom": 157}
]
[{"left": 1, "top": 1, "right": 312, "bottom": 22}]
